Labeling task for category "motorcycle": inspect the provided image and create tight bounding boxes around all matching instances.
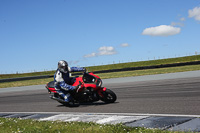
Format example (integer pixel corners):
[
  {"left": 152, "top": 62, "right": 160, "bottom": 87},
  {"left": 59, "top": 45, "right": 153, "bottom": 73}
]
[{"left": 45, "top": 72, "right": 117, "bottom": 106}]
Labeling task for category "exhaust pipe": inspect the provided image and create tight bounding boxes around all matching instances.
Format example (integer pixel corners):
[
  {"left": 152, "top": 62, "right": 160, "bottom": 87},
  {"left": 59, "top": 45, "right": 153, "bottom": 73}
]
[{"left": 50, "top": 96, "right": 66, "bottom": 103}]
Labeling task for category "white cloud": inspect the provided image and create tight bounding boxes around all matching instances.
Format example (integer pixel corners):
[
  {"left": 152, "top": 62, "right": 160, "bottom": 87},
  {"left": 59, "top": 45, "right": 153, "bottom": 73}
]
[
  {"left": 180, "top": 17, "right": 185, "bottom": 21},
  {"left": 68, "top": 60, "right": 80, "bottom": 65},
  {"left": 171, "top": 22, "right": 184, "bottom": 27},
  {"left": 142, "top": 25, "right": 181, "bottom": 36},
  {"left": 98, "top": 46, "right": 117, "bottom": 55},
  {"left": 188, "top": 7, "right": 200, "bottom": 21},
  {"left": 84, "top": 46, "right": 117, "bottom": 58},
  {"left": 83, "top": 52, "right": 97, "bottom": 58},
  {"left": 120, "top": 43, "right": 130, "bottom": 47}
]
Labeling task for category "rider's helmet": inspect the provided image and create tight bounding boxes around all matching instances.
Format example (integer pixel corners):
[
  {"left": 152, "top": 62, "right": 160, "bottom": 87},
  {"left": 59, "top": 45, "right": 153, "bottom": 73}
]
[{"left": 58, "top": 60, "right": 68, "bottom": 73}]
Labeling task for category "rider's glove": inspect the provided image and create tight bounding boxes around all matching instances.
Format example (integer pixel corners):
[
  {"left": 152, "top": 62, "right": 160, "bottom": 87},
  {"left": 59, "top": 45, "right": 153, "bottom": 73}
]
[
  {"left": 74, "top": 85, "right": 81, "bottom": 92},
  {"left": 83, "top": 67, "right": 86, "bottom": 72},
  {"left": 74, "top": 81, "right": 82, "bottom": 92}
]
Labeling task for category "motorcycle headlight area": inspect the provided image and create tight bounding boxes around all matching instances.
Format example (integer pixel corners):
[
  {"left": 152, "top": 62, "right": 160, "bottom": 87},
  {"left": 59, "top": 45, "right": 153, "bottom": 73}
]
[{"left": 96, "top": 79, "right": 102, "bottom": 87}]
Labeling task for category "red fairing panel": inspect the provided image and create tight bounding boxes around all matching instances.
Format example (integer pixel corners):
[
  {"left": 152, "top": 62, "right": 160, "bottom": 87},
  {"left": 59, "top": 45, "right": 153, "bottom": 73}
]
[
  {"left": 84, "top": 83, "right": 96, "bottom": 88},
  {"left": 72, "top": 77, "right": 83, "bottom": 86},
  {"left": 49, "top": 87, "right": 56, "bottom": 93}
]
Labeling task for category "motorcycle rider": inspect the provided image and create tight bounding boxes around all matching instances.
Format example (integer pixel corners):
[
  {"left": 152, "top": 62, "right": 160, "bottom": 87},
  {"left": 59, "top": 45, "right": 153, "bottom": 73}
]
[{"left": 54, "top": 60, "right": 85, "bottom": 104}]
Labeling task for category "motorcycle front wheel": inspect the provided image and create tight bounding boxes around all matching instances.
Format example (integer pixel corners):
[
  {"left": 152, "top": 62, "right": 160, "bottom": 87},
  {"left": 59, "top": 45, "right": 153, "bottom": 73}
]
[{"left": 101, "top": 89, "right": 117, "bottom": 103}]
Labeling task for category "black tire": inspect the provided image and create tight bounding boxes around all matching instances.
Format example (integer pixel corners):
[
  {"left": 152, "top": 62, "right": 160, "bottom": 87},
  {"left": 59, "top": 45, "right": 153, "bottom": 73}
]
[
  {"left": 58, "top": 100, "right": 80, "bottom": 107},
  {"left": 68, "top": 101, "right": 80, "bottom": 107},
  {"left": 101, "top": 89, "right": 117, "bottom": 103}
]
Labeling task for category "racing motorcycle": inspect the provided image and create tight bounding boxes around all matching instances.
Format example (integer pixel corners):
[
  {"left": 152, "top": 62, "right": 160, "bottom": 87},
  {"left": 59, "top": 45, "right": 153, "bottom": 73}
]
[{"left": 45, "top": 72, "right": 117, "bottom": 106}]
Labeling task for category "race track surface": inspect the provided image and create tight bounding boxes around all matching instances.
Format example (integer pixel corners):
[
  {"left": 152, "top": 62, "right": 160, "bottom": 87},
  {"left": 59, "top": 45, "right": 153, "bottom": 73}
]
[{"left": 0, "top": 70, "right": 200, "bottom": 115}]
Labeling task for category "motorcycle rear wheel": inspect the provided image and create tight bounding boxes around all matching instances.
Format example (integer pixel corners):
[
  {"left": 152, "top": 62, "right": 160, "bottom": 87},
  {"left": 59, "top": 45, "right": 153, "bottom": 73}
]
[{"left": 101, "top": 89, "right": 117, "bottom": 103}]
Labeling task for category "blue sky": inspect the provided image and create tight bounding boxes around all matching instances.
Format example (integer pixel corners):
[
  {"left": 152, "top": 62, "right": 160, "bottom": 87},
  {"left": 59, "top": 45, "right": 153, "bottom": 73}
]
[{"left": 1, "top": 0, "right": 200, "bottom": 74}]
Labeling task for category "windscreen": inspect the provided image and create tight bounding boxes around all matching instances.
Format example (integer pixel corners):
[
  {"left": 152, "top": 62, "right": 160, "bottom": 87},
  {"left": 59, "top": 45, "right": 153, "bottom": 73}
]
[{"left": 83, "top": 73, "right": 97, "bottom": 83}]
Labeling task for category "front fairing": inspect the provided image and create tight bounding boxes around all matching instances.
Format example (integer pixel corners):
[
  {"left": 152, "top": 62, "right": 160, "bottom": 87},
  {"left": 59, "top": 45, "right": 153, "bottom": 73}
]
[{"left": 71, "top": 72, "right": 105, "bottom": 93}]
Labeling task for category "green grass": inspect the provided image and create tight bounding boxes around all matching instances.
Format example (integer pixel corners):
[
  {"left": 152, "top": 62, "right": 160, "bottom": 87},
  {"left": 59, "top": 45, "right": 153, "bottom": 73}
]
[
  {"left": 1, "top": 55, "right": 200, "bottom": 88},
  {"left": 0, "top": 118, "right": 186, "bottom": 133},
  {"left": 0, "top": 77, "right": 53, "bottom": 88},
  {"left": 1, "top": 64, "right": 200, "bottom": 88},
  {"left": 0, "top": 71, "right": 55, "bottom": 79},
  {"left": 1, "top": 55, "right": 200, "bottom": 80},
  {"left": 87, "top": 55, "right": 200, "bottom": 71},
  {"left": 98, "top": 64, "right": 200, "bottom": 79}
]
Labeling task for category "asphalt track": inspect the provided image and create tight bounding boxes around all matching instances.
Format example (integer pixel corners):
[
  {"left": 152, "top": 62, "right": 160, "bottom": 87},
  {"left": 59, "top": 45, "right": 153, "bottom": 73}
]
[
  {"left": 1, "top": 70, "right": 200, "bottom": 131},
  {"left": 0, "top": 70, "right": 200, "bottom": 115}
]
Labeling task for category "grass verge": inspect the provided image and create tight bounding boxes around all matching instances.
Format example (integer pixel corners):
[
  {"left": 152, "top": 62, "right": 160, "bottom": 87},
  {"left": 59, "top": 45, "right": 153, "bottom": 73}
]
[
  {"left": 98, "top": 64, "right": 200, "bottom": 79},
  {"left": 1, "top": 64, "right": 200, "bottom": 88},
  {"left": 0, "top": 118, "right": 186, "bottom": 133},
  {"left": 87, "top": 55, "right": 200, "bottom": 71},
  {"left": 0, "top": 71, "right": 55, "bottom": 79},
  {"left": 0, "top": 77, "right": 52, "bottom": 88},
  {"left": 1, "top": 55, "right": 200, "bottom": 80}
]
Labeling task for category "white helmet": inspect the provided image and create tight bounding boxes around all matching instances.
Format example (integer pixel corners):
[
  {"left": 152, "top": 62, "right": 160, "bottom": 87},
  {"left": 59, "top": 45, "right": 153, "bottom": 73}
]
[{"left": 58, "top": 60, "right": 68, "bottom": 73}]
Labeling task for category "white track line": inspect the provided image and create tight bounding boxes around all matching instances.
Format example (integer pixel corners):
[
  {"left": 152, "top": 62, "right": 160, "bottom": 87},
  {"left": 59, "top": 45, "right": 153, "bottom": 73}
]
[{"left": 1, "top": 112, "right": 200, "bottom": 118}]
